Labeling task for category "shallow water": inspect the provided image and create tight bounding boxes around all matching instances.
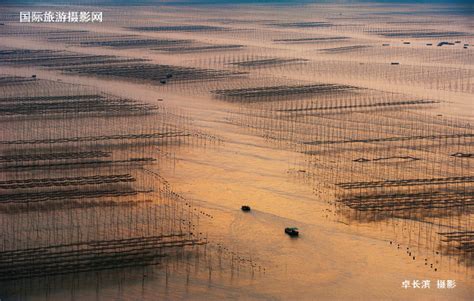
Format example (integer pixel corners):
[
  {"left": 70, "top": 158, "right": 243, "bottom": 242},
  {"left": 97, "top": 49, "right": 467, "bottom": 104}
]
[{"left": 0, "top": 2, "right": 473, "bottom": 300}]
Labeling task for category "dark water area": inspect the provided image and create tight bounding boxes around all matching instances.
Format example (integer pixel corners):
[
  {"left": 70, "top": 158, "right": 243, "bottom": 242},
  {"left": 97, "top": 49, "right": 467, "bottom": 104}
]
[
  {"left": 2, "top": 0, "right": 473, "bottom": 17},
  {"left": 2, "top": 0, "right": 474, "bottom": 5}
]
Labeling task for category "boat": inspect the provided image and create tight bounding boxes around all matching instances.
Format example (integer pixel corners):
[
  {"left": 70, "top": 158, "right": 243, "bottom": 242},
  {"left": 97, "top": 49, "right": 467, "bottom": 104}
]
[
  {"left": 241, "top": 205, "right": 251, "bottom": 212},
  {"left": 285, "top": 227, "right": 299, "bottom": 236}
]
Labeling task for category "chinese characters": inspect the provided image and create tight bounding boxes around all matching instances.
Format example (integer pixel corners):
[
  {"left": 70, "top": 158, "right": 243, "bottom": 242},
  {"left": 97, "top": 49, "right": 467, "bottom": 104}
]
[
  {"left": 20, "top": 11, "right": 102, "bottom": 23},
  {"left": 402, "top": 280, "right": 456, "bottom": 289}
]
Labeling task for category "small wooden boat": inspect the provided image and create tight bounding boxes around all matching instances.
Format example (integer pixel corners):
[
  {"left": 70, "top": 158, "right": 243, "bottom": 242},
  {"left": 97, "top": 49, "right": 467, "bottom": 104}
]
[{"left": 285, "top": 227, "right": 299, "bottom": 236}]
